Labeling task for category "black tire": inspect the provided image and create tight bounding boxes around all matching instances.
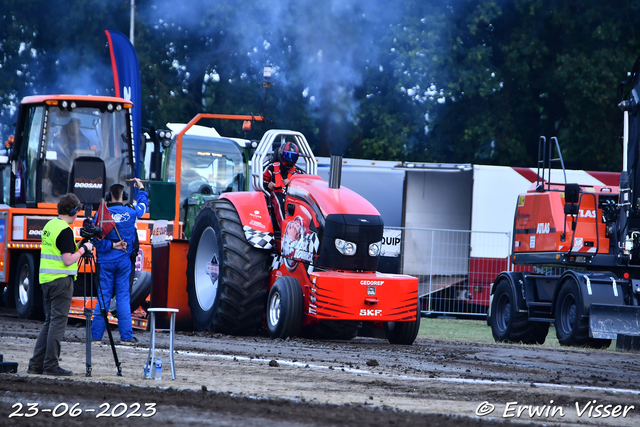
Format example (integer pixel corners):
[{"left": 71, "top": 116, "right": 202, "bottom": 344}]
[
  {"left": 267, "top": 276, "right": 303, "bottom": 339},
  {"left": 529, "top": 322, "right": 550, "bottom": 345},
  {"left": 554, "top": 278, "right": 611, "bottom": 348},
  {"left": 14, "top": 252, "right": 44, "bottom": 320},
  {"left": 130, "top": 270, "right": 151, "bottom": 310},
  {"left": 384, "top": 305, "right": 421, "bottom": 345},
  {"left": 3, "top": 283, "right": 15, "bottom": 308},
  {"left": 305, "top": 320, "right": 362, "bottom": 341},
  {"left": 186, "top": 199, "right": 270, "bottom": 334},
  {"left": 490, "top": 278, "right": 547, "bottom": 344}
]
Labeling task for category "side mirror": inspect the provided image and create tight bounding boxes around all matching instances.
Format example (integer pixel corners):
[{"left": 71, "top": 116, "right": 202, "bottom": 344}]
[{"left": 564, "top": 183, "right": 581, "bottom": 215}]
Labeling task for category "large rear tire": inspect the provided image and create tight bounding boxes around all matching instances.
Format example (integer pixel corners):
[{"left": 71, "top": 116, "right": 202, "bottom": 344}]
[
  {"left": 186, "top": 199, "right": 270, "bottom": 335},
  {"left": 14, "top": 252, "right": 44, "bottom": 320},
  {"left": 267, "top": 276, "right": 303, "bottom": 339},
  {"left": 490, "top": 278, "right": 548, "bottom": 344},
  {"left": 554, "top": 278, "right": 611, "bottom": 348},
  {"left": 384, "top": 305, "right": 421, "bottom": 345}
]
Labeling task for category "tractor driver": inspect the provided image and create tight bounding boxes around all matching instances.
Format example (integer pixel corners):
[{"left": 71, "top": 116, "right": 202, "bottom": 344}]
[
  {"left": 54, "top": 118, "right": 91, "bottom": 161},
  {"left": 263, "top": 141, "right": 301, "bottom": 228}
]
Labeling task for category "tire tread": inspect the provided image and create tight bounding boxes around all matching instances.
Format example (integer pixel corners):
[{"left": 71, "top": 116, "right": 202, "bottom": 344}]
[{"left": 187, "top": 199, "right": 270, "bottom": 335}]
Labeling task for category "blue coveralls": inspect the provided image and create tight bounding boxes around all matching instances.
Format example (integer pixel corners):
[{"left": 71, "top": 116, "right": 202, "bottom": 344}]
[{"left": 91, "top": 190, "right": 148, "bottom": 341}]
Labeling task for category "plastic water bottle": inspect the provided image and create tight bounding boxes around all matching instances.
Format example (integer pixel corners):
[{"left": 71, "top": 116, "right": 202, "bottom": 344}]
[{"left": 154, "top": 357, "right": 162, "bottom": 381}]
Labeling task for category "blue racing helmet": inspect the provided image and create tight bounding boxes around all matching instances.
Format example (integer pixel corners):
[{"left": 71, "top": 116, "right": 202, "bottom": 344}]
[{"left": 279, "top": 141, "right": 299, "bottom": 166}]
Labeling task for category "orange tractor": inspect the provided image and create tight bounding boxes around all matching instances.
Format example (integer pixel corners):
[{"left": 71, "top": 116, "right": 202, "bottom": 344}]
[
  {"left": 0, "top": 95, "right": 157, "bottom": 325},
  {"left": 184, "top": 130, "right": 421, "bottom": 344},
  {"left": 488, "top": 55, "right": 640, "bottom": 349}
]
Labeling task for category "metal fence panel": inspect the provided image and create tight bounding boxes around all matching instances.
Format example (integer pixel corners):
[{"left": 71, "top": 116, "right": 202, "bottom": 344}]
[{"left": 384, "top": 227, "right": 511, "bottom": 317}]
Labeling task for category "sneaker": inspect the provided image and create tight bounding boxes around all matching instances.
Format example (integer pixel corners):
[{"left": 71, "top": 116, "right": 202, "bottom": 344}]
[
  {"left": 120, "top": 336, "right": 140, "bottom": 345},
  {"left": 43, "top": 366, "right": 73, "bottom": 376},
  {"left": 27, "top": 365, "right": 43, "bottom": 375}
]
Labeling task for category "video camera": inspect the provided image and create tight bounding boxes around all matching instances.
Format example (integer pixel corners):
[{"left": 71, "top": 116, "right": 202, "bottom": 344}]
[{"left": 80, "top": 204, "right": 102, "bottom": 243}]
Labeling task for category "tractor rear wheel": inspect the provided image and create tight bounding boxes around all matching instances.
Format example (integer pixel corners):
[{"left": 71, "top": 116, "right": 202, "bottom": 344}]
[
  {"left": 14, "top": 252, "right": 44, "bottom": 320},
  {"left": 384, "top": 306, "right": 421, "bottom": 345},
  {"left": 186, "top": 199, "right": 270, "bottom": 335},
  {"left": 490, "top": 278, "right": 548, "bottom": 344},
  {"left": 267, "top": 276, "right": 303, "bottom": 339},
  {"left": 554, "top": 278, "right": 611, "bottom": 348}
]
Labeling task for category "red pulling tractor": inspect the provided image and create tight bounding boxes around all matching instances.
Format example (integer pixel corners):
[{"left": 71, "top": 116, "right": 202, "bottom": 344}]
[{"left": 184, "top": 130, "right": 421, "bottom": 344}]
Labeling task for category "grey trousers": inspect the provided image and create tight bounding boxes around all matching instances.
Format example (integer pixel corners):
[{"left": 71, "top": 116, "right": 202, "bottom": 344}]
[{"left": 29, "top": 276, "right": 74, "bottom": 370}]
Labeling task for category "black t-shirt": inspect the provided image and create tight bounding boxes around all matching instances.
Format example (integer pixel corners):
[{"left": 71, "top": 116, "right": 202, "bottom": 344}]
[{"left": 56, "top": 227, "right": 76, "bottom": 255}]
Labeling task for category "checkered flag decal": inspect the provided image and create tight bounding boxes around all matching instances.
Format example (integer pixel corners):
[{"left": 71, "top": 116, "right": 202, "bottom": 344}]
[
  {"left": 243, "top": 226, "right": 274, "bottom": 250},
  {"left": 309, "top": 232, "right": 320, "bottom": 254},
  {"left": 271, "top": 254, "right": 284, "bottom": 270},
  {"left": 270, "top": 255, "right": 315, "bottom": 273}
]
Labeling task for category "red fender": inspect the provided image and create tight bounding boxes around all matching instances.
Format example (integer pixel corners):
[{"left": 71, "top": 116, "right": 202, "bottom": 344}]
[{"left": 220, "top": 191, "right": 274, "bottom": 249}]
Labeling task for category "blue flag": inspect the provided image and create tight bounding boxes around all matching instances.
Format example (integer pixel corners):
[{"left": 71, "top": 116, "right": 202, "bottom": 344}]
[{"left": 105, "top": 29, "right": 141, "bottom": 177}]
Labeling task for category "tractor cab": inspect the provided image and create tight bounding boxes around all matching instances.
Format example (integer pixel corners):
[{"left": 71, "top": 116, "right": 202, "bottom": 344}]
[
  {"left": 8, "top": 95, "right": 135, "bottom": 208},
  {"left": 143, "top": 114, "right": 265, "bottom": 239},
  {"left": 163, "top": 128, "right": 246, "bottom": 211}
]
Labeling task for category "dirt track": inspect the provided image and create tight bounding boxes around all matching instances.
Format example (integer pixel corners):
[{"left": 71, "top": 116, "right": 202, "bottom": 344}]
[{"left": 2, "top": 307, "right": 640, "bottom": 426}]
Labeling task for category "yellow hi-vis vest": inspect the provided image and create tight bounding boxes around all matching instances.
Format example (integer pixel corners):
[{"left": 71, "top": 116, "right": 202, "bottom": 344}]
[{"left": 39, "top": 218, "right": 78, "bottom": 284}]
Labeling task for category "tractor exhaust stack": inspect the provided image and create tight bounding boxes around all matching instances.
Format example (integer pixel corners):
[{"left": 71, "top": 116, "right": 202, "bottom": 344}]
[{"left": 329, "top": 155, "right": 342, "bottom": 189}]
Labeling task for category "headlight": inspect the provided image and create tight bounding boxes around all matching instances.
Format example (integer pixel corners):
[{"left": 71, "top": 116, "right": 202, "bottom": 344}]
[
  {"left": 368, "top": 242, "right": 381, "bottom": 257},
  {"left": 335, "top": 238, "right": 357, "bottom": 256}
]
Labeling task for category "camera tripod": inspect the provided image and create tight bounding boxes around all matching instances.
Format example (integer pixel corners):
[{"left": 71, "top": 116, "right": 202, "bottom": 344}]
[{"left": 82, "top": 248, "right": 122, "bottom": 377}]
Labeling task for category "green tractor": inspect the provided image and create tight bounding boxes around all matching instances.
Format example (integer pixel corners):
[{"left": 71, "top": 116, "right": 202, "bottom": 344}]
[{"left": 142, "top": 114, "right": 265, "bottom": 238}]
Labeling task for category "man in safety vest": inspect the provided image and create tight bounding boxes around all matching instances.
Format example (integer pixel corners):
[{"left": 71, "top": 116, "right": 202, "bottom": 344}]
[
  {"left": 28, "top": 193, "right": 94, "bottom": 376},
  {"left": 263, "top": 141, "right": 301, "bottom": 227}
]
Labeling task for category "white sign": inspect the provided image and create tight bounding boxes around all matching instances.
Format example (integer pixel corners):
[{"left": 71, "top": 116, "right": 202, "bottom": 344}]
[
  {"left": 151, "top": 220, "right": 168, "bottom": 246},
  {"left": 381, "top": 228, "right": 402, "bottom": 257}
]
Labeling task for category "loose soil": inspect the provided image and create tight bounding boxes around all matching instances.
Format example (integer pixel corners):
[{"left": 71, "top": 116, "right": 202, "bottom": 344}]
[{"left": 1, "top": 307, "right": 640, "bottom": 426}]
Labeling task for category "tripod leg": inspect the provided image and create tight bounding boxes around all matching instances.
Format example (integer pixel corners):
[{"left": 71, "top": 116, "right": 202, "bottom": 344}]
[
  {"left": 85, "top": 308, "right": 92, "bottom": 377},
  {"left": 95, "top": 256, "right": 122, "bottom": 376},
  {"left": 102, "top": 308, "right": 122, "bottom": 376},
  {"left": 83, "top": 256, "right": 92, "bottom": 377}
]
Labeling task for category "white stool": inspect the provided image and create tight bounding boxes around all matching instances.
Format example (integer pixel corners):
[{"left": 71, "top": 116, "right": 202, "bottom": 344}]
[{"left": 146, "top": 308, "right": 179, "bottom": 380}]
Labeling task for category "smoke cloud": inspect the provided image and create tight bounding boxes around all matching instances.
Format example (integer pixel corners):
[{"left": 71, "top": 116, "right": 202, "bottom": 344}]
[{"left": 144, "top": 0, "right": 401, "bottom": 155}]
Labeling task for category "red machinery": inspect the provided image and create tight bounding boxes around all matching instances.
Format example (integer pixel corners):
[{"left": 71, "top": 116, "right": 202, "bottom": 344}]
[
  {"left": 488, "top": 55, "right": 640, "bottom": 348},
  {"left": 185, "top": 130, "right": 420, "bottom": 344}
]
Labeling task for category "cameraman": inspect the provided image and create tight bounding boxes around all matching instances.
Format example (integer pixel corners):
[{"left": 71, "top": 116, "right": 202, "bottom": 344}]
[
  {"left": 28, "top": 194, "right": 93, "bottom": 376},
  {"left": 91, "top": 179, "right": 148, "bottom": 344}
]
